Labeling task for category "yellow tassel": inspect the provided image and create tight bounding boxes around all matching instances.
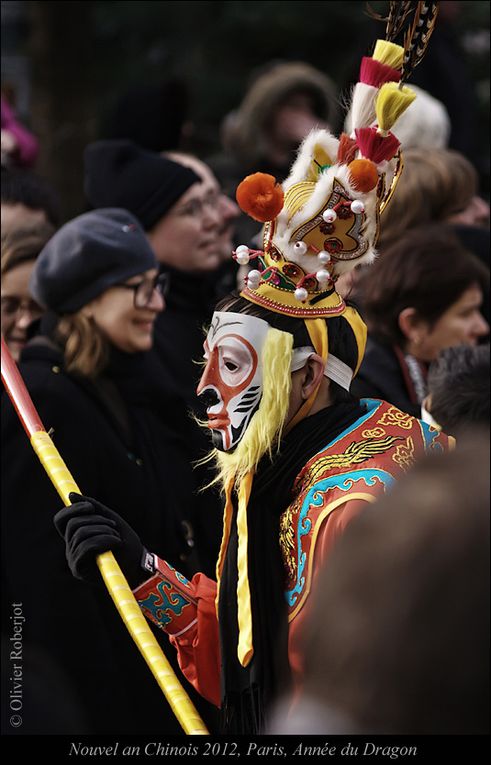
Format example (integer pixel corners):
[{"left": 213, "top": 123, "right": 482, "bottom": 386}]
[
  {"left": 236, "top": 472, "right": 254, "bottom": 666},
  {"left": 215, "top": 476, "right": 235, "bottom": 586},
  {"left": 376, "top": 82, "right": 416, "bottom": 133},
  {"left": 342, "top": 307, "right": 368, "bottom": 376},
  {"left": 373, "top": 40, "right": 404, "bottom": 70}
]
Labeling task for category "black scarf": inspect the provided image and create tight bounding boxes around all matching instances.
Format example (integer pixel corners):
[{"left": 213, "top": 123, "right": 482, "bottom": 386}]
[{"left": 218, "top": 399, "right": 364, "bottom": 733}]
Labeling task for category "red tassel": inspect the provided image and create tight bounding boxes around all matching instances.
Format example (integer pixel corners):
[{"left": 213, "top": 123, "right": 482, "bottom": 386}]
[
  {"left": 337, "top": 133, "right": 358, "bottom": 164},
  {"left": 359, "top": 57, "right": 400, "bottom": 88},
  {"left": 355, "top": 127, "right": 400, "bottom": 164}
]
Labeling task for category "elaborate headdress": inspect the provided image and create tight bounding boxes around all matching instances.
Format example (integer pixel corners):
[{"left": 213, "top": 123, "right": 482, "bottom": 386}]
[
  {"left": 232, "top": 2, "right": 439, "bottom": 386},
  {"left": 206, "top": 1, "right": 439, "bottom": 668}
]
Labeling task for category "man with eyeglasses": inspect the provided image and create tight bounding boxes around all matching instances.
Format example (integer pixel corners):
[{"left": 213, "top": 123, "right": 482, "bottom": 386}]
[
  {"left": 84, "top": 140, "right": 240, "bottom": 577},
  {"left": 83, "top": 141, "right": 223, "bottom": 402},
  {"left": 164, "top": 151, "right": 240, "bottom": 268}
]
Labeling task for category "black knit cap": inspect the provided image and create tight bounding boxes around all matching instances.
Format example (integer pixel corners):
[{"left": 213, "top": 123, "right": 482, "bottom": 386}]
[
  {"left": 84, "top": 139, "right": 200, "bottom": 230},
  {"left": 30, "top": 208, "right": 157, "bottom": 314}
]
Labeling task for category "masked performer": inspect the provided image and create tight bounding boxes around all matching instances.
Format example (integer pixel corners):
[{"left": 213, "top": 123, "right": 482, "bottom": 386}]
[{"left": 54, "top": 6, "right": 447, "bottom": 733}]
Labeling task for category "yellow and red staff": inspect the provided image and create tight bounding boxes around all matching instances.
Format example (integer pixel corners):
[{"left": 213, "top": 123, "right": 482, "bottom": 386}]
[{"left": 1, "top": 336, "right": 208, "bottom": 735}]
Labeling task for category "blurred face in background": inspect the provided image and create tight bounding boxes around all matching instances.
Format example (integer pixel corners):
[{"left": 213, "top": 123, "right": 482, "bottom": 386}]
[
  {"left": 447, "top": 195, "right": 490, "bottom": 228},
  {"left": 1, "top": 203, "right": 48, "bottom": 237},
  {"left": 165, "top": 152, "right": 240, "bottom": 264},
  {"left": 270, "top": 92, "right": 328, "bottom": 154},
  {"left": 1, "top": 259, "right": 43, "bottom": 360},
  {"left": 410, "top": 283, "right": 489, "bottom": 362},
  {"left": 148, "top": 177, "right": 223, "bottom": 273},
  {"left": 85, "top": 268, "right": 165, "bottom": 354}
]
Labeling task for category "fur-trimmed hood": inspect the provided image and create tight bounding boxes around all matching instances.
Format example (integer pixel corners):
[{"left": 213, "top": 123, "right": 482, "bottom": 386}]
[{"left": 224, "top": 61, "right": 338, "bottom": 166}]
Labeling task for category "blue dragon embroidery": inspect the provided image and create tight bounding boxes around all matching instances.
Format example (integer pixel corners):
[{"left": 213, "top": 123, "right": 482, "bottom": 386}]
[
  {"left": 419, "top": 420, "right": 444, "bottom": 453},
  {"left": 138, "top": 580, "right": 191, "bottom": 628},
  {"left": 285, "top": 468, "right": 394, "bottom": 608}
]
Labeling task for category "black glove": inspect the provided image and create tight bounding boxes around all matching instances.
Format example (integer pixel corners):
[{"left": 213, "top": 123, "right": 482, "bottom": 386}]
[{"left": 54, "top": 493, "right": 147, "bottom": 588}]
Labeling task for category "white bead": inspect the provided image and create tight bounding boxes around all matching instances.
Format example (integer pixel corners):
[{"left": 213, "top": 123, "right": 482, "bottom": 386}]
[
  {"left": 322, "top": 209, "right": 337, "bottom": 223},
  {"left": 246, "top": 270, "right": 261, "bottom": 289},
  {"left": 316, "top": 269, "right": 331, "bottom": 285},
  {"left": 293, "top": 241, "right": 308, "bottom": 255},
  {"left": 318, "top": 251, "right": 331, "bottom": 265},
  {"left": 235, "top": 244, "right": 250, "bottom": 255},
  {"left": 236, "top": 252, "right": 250, "bottom": 265},
  {"left": 351, "top": 199, "right": 365, "bottom": 214},
  {"left": 294, "top": 287, "right": 308, "bottom": 302}
]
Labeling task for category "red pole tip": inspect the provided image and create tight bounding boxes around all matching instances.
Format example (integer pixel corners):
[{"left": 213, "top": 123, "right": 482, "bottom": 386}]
[{"left": 1, "top": 335, "right": 45, "bottom": 437}]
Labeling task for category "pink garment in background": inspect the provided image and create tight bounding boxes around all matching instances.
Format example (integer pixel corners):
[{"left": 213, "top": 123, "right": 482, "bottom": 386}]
[{"left": 1, "top": 95, "right": 39, "bottom": 167}]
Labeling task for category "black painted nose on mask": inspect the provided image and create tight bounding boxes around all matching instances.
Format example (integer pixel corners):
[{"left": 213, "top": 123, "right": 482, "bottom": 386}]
[{"left": 199, "top": 388, "right": 220, "bottom": 408}]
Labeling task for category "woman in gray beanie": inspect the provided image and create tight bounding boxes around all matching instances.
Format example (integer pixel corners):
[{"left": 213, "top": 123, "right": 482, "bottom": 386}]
[
  {"left": 29, "top": 207, "right": 166, "bottom": 375},
  {"left": 1, "top": 208, "right": 216, "bottom": 733}
]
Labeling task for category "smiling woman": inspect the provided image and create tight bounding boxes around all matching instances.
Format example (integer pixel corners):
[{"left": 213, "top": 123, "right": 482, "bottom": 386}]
[
  {"left": 1, "top": 221, "right": 55, "bottom": 360},
  {"left": 1, "top": 208, "right": 210, "bottom": 733},
  {"left": 27, "top": 210, "right": 166, "bottom": 376},
  {"left": 80, "top": 268, "right": 165, "bottom": 357},
  {"left": 353, "top": 224, "right": 490, "bottom": 417}
]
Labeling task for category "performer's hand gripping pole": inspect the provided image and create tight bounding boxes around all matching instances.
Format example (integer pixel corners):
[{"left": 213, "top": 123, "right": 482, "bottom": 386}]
[{"left": 1, "top": 336, "right": 208, "bottom": 735}]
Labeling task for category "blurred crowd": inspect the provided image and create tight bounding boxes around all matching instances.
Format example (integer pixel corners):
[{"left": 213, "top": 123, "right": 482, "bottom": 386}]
[{"left": 1, "top": 25, "right": 489, "bottom": 738}]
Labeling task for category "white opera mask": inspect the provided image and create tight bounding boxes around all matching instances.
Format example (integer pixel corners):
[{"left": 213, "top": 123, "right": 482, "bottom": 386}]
[{"left": 197, "top": 311, "right": 270, "bottom": 452}]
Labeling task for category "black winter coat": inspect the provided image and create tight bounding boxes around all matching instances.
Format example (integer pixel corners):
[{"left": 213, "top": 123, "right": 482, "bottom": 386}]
[
  {"left": 153, "top": 268, "right": 235, "bottom": 577},
  {"left": 1, "top": 335, "right": 215, "bottom": 733},
  {"left": 351, "top": 336, "right": 422, "bottom": 418}
]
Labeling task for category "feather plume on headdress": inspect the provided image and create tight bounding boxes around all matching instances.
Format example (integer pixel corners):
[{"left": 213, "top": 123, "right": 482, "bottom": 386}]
[{"left": 400, "top": 2, "right": 439, "bottom": 83}]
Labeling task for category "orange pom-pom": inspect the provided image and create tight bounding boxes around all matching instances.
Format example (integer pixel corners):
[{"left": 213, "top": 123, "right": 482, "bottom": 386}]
[
  {"left": 347, "top": 158, "right": 379, "bottom": 192},
  {"left": 236, "top": 173, "right": 284, "bottom": 222}
]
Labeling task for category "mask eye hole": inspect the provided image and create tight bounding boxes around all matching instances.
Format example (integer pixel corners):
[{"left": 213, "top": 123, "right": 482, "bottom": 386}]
[{"left": 218, "top": 342, "right": 253, "bottom": 386}]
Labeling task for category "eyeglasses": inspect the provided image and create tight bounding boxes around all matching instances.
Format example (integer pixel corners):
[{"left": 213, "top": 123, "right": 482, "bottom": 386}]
[
  {"left": 176, "top": 192, "right": 220, "bottom": 217},
  {"left": 114, "top": 272, "right": 169, "bottom": 309},
  {"left": 1, "top": 296, "right": 43, "bottom": 319}
]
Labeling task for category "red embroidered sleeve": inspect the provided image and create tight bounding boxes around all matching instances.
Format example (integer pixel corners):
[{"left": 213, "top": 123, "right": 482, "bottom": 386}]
[
  {"left": 287, "top": 497, "right": 369, "bottom": 690},
  {"left": 133, "top": 557, "right": 221, "bottom": 707}
]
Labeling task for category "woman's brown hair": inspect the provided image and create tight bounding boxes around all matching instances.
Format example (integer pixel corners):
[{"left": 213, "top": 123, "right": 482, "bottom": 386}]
[
  {"left": 378, "top": 148, "right": 479, "bottom": 251},
  {"left": 1, "top": 222, "right": 56, "bottom": 277},
  {"left": 361, "top": 224, "right": 489, "bottom": 348},
  {"left": 55, "top": 313, "right": 109, "bottom": 379}
]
